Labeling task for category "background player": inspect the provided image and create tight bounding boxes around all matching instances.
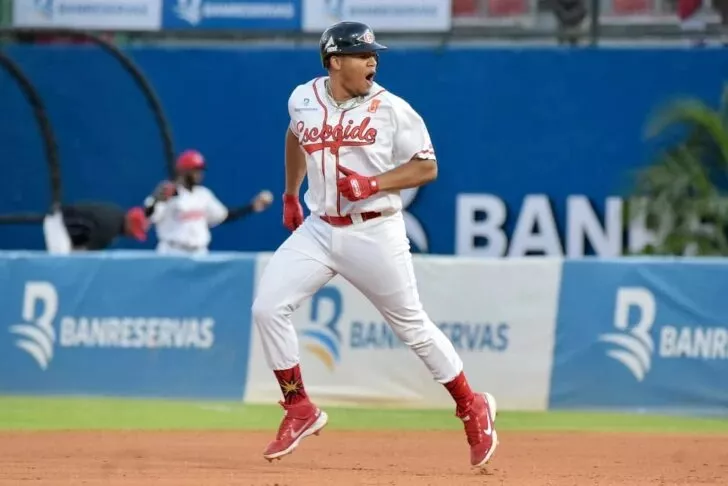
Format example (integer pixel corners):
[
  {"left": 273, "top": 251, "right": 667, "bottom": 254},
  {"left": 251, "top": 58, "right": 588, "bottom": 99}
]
[
  {"left": 144, "top": 149, "right": 273, "bottom": 255},
  {"left": 43, "top": 202, "right": 149, "bottom": 254},
  {"left": 251, "top": 22, "right": 498, "bottom": 469}
]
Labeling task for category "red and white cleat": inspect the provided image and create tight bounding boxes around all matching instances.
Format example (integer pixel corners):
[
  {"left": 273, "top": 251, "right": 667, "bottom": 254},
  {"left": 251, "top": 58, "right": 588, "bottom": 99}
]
[
  {"left": 263, "top": 400, "right": 328, "bottom": 462},
  {"left": 457, "top": 392, "right": 498, "bottom": 467}
]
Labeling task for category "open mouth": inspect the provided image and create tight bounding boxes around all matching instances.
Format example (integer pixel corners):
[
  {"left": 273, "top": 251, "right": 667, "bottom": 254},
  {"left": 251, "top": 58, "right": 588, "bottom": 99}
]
[{"left": 365, "top": 72, "right": 375, "bottom": 83}]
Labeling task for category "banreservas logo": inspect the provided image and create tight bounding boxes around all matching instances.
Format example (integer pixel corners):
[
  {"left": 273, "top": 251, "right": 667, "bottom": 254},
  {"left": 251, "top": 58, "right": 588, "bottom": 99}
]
[
  {"left": 34, "top": 0, "right": 54, "bottom": 17},
  {"left": 598, "top": 287, "right": 655, "bottom": 382},
  {"left": 9, "top": 281, "right": 216, "bottom": 371},
  {"left": 599, "top": 285, "right": 728, "bottom": 382},
  {"left": 9, "top": 282, "right": 58, "bottom": 370},
  {"left": 34, "top": 0, "right": 152, "bottom": 18},
  {"left": 659, "top": 326, "right": 728, "bottom": 359},
  {"left": 300, "top": 285, "right": 509, "bottom": 371},
  {"left": 350, "top": 321, "right": 509, "bottom": 352},
  {"left": 59, "top": 317, "right": 214, "bottom": 348},
  {"left": 174, "top": 0, "right": 296, "bottom": 25},
  {"left": 300, "top": 287, "right": 342, "bottom": 371}
]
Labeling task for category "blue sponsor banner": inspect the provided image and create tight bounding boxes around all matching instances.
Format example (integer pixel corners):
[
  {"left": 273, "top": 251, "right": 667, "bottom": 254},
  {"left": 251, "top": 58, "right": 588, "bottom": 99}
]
[
  {"left": 161, "top": 0, "right": 301, "bottom": 30},
  {"left": 549, "top": 259, "right": 728, "bottom": 414},
  {"left": 0, "top": 252, "right": 256, "bottom": 400}
]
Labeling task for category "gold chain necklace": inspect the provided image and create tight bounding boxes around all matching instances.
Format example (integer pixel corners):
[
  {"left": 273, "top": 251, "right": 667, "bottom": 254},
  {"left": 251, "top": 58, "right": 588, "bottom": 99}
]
[{"left": 325, "top": 79, "right": 365, "bottom": 110}]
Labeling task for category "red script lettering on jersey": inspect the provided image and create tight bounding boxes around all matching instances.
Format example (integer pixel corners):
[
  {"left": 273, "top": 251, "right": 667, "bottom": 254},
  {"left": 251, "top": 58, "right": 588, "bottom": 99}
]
[
  {"left": 177, "top": 210, "right": 206, "bottom": 221},
  {"left": 298, "top": 117, "right": 378, "bottom": 155}
]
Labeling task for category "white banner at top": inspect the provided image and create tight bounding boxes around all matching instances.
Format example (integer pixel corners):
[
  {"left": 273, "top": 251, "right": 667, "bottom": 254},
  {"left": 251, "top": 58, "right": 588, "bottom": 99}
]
[
  {"left": 12, "top": 0, "right": 163, "bottom": 30},
  {"left": 302, "top": 0, "right": 452, "bottom": 33}
]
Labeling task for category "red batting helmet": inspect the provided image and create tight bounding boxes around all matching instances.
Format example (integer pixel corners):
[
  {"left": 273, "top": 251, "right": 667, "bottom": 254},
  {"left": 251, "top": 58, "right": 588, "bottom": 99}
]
[{"left": 176, "top": 149, "right": 206, "bottom": 171}]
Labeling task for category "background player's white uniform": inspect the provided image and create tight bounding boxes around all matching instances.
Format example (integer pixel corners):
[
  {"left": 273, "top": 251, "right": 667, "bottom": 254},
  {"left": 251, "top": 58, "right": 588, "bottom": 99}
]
[
  {"left": 152, "top": 185, "right": 228, "bottom": 255},
  {"left": 43, "top": 210, "right": 72, "bottom": 254},
  {"left": 253, "top": 77, "right": 464, "bottom": 385}
]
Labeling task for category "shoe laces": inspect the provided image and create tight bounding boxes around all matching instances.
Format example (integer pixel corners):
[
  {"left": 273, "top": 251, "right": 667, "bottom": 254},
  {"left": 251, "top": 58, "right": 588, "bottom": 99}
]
[
  {"left": 275, "top": 401, "right": 294, "bottom": 440},
  {"left": 275, "top": 400, "right": 314, "bottom": 439},
  {"left": 464, "top": 417, "right": 484, "bottom": 446},
  {"left": 459, "top": 405, "right": 485, "bottom": 446}
]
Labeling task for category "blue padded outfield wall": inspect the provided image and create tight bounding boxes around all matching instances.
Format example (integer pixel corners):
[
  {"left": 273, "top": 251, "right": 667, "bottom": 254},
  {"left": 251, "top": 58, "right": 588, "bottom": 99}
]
[
  {"left": 0, "top": 252, "right": 256, "bottom": 400},
  {"left": 1, "top": 47, "right": 727, "bottom": 255},
  {"left": 0, "top": 252, "right": 726, "bottom": 414},
  {"left": 551, "top": 260, "right": 728, "bottom": 413}
]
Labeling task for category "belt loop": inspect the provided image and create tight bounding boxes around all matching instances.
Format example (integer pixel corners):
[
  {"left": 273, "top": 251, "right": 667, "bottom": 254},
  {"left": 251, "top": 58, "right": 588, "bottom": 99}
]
[{"left": 350, "top": 213, "right": 363, "bottom": 224}]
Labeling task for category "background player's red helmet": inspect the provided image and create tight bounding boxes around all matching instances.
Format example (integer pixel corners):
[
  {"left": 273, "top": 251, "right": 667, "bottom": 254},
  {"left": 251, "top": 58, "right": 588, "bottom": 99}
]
[{"left": 176, "top": 149, "right": 206, "bottom": 171}]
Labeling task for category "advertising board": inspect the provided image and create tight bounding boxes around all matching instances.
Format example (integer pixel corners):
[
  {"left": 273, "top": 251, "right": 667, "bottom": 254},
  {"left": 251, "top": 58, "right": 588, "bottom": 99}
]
[
  {"left": 302, "top": 0, "right": 452, "bottom": 33},
  {"left": 13, "top": 0, "right": 163, "bottom": 30},
  {"left": 244, "top": 254, "right": 560, "bottom": 410},
  {"left": 0, "top": 253, "right": 256, "bottom": 399}
]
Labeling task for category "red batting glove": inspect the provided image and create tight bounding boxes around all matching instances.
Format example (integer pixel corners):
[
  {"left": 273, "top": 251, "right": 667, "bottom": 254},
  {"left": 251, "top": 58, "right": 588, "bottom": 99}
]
[
  {"left": 282, "top": 193, "right": 304, "bottom": 231},
  {"left": 337, "top": 166, "right": 380, "bottom": 201}
]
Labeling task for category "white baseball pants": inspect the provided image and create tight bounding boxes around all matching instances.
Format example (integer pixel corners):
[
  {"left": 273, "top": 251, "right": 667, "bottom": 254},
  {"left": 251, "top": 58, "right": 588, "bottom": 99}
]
[{"left": 252, "top": 212, "right": 464, "bottom": 384}]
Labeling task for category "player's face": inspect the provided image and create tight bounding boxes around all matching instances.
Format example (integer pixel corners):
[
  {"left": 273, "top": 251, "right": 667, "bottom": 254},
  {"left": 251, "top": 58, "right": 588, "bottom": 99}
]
[
  {"left": 190, "top": 169, "right": 204, "bottom": 185},
  {"left": 180, "top": 169, "right": 204, "bottom": 186},
  {"left": 338, "top": 52, "right": 378, "bottom": 98}
]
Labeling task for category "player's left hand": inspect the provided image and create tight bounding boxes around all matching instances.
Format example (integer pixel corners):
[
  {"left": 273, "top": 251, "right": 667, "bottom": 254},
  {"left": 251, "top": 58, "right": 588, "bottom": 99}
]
[
  {"left": 337, "top": 166, "right": 380, "bottom": 201},
  {"left": 153, "top": 181, "right": 177, "bottom": 201},
  {"left": 252, "top": 190, "right": 274, "bottom": 212}
]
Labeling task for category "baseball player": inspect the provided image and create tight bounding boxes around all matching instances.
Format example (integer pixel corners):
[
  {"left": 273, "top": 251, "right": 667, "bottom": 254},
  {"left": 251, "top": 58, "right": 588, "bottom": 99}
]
[
  {"left": 252, "top": 22, "right": 498, "bottom": 468},
  {"left": 42, "top": 202, "right": 149, "bottom": 254},
  {"left": 144, "top": 149, "right": 273, "bottom": 255}
]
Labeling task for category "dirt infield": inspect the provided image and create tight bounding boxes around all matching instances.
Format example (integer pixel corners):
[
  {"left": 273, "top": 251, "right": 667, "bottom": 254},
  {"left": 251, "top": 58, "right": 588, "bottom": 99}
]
[{"left": 1, "top": 430, "right": 726, "bottom": 485}]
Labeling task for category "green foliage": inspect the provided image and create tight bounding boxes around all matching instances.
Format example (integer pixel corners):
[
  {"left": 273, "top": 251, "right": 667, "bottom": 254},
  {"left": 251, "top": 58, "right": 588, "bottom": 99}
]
[{"left": 628, "top": 84, "right": 728, "bottom": 256}]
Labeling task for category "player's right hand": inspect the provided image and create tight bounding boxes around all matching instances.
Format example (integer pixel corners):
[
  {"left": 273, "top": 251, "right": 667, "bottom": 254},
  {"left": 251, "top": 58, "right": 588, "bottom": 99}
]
[{"left": 282, "top": 193, "right": 303, "bottom": 231}]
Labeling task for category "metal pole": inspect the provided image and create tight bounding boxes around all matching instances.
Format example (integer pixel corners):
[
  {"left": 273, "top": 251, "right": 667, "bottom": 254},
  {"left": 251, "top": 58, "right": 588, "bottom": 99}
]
[
  {"left": 589, "top": 0, "right": 600, "bottom": 46},
  {"left": 0, "top": 49, "right": 62, "bottom": 209}
]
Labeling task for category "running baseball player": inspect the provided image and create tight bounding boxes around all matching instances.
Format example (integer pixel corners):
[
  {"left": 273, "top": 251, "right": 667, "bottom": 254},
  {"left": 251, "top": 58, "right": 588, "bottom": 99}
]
[
  {"left": 144, "top": 149, "right": 273, "bottom": 255},
  {"left": 252, "top": 22, "right": 498, "bottom": 468}
]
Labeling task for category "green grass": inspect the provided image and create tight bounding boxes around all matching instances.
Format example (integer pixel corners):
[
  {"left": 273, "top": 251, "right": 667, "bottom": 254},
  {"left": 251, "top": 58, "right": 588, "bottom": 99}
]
[{"left": 1, "top": 396, "right": 727, "bottom": 434}]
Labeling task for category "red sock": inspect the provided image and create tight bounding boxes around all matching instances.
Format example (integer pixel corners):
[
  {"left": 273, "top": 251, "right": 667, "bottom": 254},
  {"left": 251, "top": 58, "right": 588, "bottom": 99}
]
[
  {"left": 274, "top": 364, "right": 309, "bottom": 405},
  {"left": 444, "top": 371, "right": 475, "bottom": 413}
]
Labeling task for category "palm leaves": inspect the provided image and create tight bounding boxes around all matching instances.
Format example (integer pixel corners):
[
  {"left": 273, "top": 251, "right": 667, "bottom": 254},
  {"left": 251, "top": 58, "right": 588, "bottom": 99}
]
[{"left": 628, "top": 84, "right": 728, "bottom": 256}]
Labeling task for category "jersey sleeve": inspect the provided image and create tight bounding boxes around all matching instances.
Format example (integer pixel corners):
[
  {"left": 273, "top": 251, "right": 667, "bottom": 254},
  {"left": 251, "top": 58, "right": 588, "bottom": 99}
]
[
  {"left": 392, "top": 99, "right": 436, "bottom": 165},
  {"left": 205, "top": 188, "right": 229, "bottom": 227},
  {"left": 149, "top": 201, "right": 168, "bottom": 224},
  {"left": 287, "top": 86, "right": 302, "bottom": 137}
]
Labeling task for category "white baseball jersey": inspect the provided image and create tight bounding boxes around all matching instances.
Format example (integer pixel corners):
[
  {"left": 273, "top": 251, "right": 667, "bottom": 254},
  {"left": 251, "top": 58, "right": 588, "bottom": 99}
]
[
  {"left": 288, "top": 77, "right": 436, "bottom": 217},
  {"left": 151, "top": 185, "right": 227, "bottom": 249}
]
